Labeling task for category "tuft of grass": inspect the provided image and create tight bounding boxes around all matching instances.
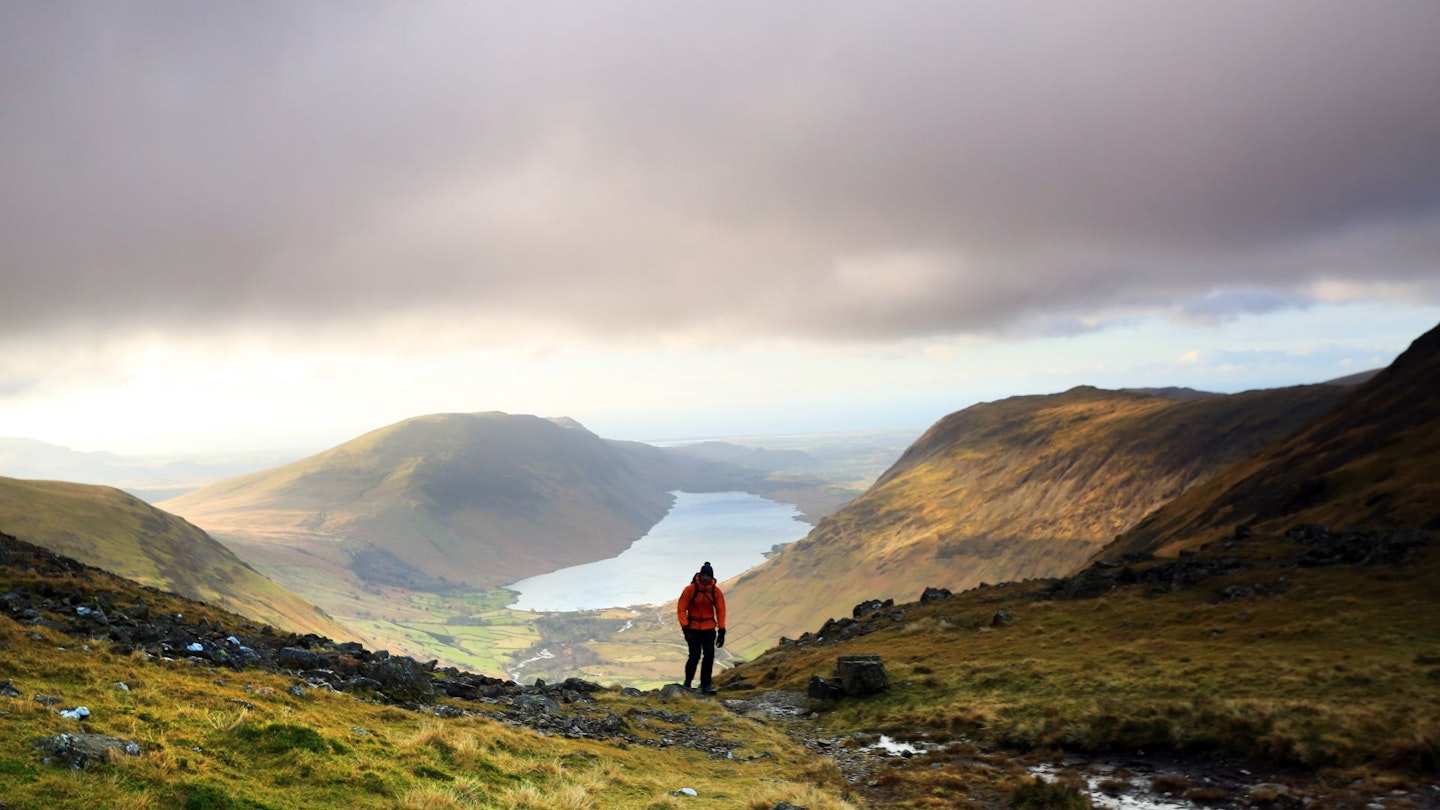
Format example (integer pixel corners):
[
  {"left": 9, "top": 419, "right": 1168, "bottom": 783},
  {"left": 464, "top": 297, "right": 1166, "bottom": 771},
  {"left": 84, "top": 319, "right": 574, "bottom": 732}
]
[
  {"left": 1149, "top": 774, "right": 1191, "bottom": 794},
  {"left": 1182, "top": 786, "right": 1230, "bottom": 805},
  {"left": 1009, "top": 775, "right": 1092, "bottom": 810}
]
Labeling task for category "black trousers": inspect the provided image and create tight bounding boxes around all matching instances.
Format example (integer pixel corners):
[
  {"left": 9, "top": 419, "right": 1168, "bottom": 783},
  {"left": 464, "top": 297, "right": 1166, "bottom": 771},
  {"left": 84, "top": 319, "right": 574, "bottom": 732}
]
[{"left": 684, "top": 627, "right": 716, "bottom": 689}]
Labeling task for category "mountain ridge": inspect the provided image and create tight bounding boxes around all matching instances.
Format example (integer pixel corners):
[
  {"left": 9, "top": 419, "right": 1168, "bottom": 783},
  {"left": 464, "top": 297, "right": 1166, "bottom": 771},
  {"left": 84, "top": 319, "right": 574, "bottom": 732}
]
[
  {"left": 1105, "top": 322, "right": 1440, "bottom": 558},
  {"left": 721, "top": 381, "right": 1357, "bottom": 656},
  {"left": 161, "top": 412, "right": 691, "bottom": 592}
]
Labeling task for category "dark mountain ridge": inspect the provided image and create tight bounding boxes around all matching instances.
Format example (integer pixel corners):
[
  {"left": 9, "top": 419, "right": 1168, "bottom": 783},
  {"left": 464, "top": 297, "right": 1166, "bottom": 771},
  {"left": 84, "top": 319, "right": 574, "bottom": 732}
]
[{"left": 1106, "top": 322, "right": 1440, "bottom": 558}]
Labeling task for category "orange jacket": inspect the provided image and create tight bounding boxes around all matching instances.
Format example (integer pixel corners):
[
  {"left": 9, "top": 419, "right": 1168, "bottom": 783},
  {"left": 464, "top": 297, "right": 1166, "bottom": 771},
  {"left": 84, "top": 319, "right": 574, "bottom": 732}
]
[{"left": 678, "top": 578, "right": 726, "bottom": 631}]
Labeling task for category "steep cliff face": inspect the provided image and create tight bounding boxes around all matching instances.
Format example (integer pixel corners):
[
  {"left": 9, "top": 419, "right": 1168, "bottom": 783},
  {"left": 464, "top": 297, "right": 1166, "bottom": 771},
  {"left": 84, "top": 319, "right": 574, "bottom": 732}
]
[
  {"left": 1107, "top": 322, "right": 1440, "bottom": 558},
  {"left": 723, "top": 383, "right": 1353, "bottom": 655}
]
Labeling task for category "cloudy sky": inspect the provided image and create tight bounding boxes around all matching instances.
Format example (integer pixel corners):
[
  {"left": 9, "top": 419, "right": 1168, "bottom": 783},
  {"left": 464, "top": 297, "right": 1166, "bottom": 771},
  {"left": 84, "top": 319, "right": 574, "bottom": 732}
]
[{"left": 3, "top": 2, "right": 1439, "bottom": 456}]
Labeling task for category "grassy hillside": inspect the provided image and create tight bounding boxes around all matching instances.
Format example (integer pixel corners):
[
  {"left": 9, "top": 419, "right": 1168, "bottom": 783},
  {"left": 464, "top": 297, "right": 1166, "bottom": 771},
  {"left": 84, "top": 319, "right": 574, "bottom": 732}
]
[
  {"left": 721, "top": 383, "right": 1352, "bottom": 658},
  {"left": 721, "top": 524, "right": 1439, "bottom": 808},
  {"left": 0, "top": 476, "right": 350, "bottom": 640},
  {"left": 0, "top": 532, "right": 856, "bottom": 810},
  {"left": 1110, "top": 321, "right": 1440, "bottom": 558}
]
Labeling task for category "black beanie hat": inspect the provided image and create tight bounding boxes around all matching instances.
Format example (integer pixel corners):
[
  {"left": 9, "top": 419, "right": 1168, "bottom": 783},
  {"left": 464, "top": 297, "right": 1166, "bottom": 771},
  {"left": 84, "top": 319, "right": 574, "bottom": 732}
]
[{"left": 700, "top": 561, "right": 714, "bottom": 579}]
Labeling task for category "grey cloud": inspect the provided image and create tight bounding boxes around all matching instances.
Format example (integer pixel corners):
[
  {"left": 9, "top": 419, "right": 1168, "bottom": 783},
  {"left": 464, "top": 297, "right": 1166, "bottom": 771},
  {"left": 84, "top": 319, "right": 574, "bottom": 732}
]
[
  {"left": 3, "top": 1, "right": 1439, "bottom": 343},
  {"left": 1180, "top": 290, "right": 1305, "bottom": 324}
]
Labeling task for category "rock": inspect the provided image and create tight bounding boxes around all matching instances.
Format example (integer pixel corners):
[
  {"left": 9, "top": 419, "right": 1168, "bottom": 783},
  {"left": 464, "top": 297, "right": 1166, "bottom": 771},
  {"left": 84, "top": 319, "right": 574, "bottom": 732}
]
[
  {"left": 772, "top": 803, "right": 809, "bottom": 810},
  {"left": 991, "top": 610, "right": 1013, "bottom": 627},
  {"left": 671, "top": 787, "right": 698, "bottom": 796},
  {"left": 0, "top": 680, "right": 20, "bottom": 697},
  {"left": 659, "top": 683, "right": 693, "bottom": 700},
  {"left": 807, "top": 675, "right": 845, "bottom": 701},
  {"left": 35, "top": 732, "right": 141, "bottom": 769},
  {"left": 919, "top": 586, "right": 952, "bottom": 603},
  {"left": 1249, "top": 783, "right": 1291, "bottom": 800},
  {"left": 277, "top": 647, "right": 321, "bottom": 670},
  {"left": 835, "top": 654, "right": 889, "bottom": 696},
  {"left": 852, "top": 598, "right": 893, "bottom": 618},
  {"left": 59, "top": 707, "right": 91, "bottom": 720},
  {"left": 357, "top": 655, "right": 436, "bottom": 702},
  {"left": 511, "top": 693, "right": 560, "bottom": 713}
]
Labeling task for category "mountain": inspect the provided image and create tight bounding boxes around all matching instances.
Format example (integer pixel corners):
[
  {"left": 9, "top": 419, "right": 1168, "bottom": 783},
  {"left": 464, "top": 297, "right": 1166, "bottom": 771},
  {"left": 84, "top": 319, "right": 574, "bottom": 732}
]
[
  {"left": 709, "top": 334, "right": 1438, "bottom": 801},
  {"left": 0, "top": 476, "right": 350, "bottom": 639},
  {"left": 160, "top": 413, "right": 713, "bottom": 593},
  {"left": 1106, "top": 323, "right": 1440, "bottom": 558},
  {"left": 721, "top": 382, "right": 1355, "bottom": 656}
]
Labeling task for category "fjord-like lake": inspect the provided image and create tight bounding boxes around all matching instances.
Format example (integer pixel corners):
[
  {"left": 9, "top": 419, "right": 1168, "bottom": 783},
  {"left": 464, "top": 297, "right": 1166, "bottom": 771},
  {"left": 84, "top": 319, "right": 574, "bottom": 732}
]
[{"left": 505, "top": 491, "right": 807, "bottom": 612}]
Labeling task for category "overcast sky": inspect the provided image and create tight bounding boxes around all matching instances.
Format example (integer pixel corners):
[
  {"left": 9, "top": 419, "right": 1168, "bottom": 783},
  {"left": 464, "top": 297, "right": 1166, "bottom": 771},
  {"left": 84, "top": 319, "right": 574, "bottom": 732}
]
[{"left": 3, "top": 2, "right": 1439, "bottom": 456}]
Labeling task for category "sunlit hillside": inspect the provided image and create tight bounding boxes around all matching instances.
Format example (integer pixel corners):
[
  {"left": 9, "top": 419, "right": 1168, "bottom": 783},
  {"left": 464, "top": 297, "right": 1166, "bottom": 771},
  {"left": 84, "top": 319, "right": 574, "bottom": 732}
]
[
  {"left": 0, "top": 477, "right": 351, "bottom": 640},
  {"left": 721, "top": 382, "right": 1353, "bottom": 657}
]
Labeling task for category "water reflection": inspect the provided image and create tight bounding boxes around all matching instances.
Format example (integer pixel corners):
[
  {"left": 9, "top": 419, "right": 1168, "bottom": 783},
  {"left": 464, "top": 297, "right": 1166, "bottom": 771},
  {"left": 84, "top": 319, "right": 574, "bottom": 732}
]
[{"left": 506, "top": 491, "right": 806, "bottom": 612}]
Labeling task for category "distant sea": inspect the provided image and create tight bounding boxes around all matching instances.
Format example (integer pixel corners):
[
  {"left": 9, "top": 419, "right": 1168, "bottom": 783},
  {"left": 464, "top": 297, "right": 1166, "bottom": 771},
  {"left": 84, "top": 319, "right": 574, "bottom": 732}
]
[{"left": 505, "top": 491, "right": 807, "bottom": 612}]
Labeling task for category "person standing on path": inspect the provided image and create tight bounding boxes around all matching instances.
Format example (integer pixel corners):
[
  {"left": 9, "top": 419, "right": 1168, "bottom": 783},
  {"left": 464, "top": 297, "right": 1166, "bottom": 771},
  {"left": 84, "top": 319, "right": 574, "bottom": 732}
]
[{"left": 677, "top": 561, "right": 727, "bottom": 694}]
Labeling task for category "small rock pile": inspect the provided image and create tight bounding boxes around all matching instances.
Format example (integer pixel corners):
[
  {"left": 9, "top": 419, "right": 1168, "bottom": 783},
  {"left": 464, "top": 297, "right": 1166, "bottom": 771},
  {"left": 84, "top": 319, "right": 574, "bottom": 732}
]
[
  {"left": 1037, "top": 551, "right": 1246, "bottom": 601},
  {"left": 1284, "top": 524, "right": 1431, "bottom": 567}
]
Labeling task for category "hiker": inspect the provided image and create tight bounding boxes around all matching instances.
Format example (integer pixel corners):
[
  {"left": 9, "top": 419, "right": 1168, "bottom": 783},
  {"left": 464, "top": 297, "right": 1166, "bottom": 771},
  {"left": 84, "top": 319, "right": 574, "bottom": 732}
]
[{"left": 677, "top": 561, "right": 727, "bottom": 694}]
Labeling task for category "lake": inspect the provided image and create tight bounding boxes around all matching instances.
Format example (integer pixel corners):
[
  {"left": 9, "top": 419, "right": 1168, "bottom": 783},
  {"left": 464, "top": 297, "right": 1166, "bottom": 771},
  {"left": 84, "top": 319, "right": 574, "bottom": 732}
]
[{"left": 505, "top": 491, "right": 807, "bottom": 612}]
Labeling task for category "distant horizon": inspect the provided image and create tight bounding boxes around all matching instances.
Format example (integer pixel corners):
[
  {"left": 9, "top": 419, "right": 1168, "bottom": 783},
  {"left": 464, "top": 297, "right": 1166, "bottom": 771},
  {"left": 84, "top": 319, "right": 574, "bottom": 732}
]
[{"left": 0, "top": 328, "right": 1417, "bottom": 461}]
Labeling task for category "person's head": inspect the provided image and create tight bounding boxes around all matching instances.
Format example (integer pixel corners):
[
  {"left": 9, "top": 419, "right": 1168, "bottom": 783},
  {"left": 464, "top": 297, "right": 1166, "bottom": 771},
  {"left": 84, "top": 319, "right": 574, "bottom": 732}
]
[{"left": 698, "top": 561, "right": 714, "bottom": 584}]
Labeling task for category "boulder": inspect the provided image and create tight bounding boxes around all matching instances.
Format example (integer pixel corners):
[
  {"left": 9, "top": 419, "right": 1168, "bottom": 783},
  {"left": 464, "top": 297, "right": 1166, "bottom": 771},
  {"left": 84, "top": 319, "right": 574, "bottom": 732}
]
[
  {"left": 277, "top": 647, "right": 320, "bottom": 670},
  {"left": 835, "top": 654, "right": 890, "bottom": 696},
  {"left": 35, "top": 732, "right": 141, "bottom": 769},
  {"left": 919, "top": 586, "right": 952, "bottom": 603},
  {"left": 807, "top": 675, "right": 846, "bottom": 701},
  {"left": 852, "top": 598, "right": 894, "bottom": 618}
]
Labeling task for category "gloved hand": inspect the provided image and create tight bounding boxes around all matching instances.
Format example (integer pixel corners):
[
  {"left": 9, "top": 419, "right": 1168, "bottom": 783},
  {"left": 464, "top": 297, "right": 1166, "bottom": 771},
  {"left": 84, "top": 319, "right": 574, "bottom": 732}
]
[
  {"left": 682, "top": 625, "right": 692, "bottom": 643},
  {"left": 717, "top": 628, "right": 726, "bottom": 648}
]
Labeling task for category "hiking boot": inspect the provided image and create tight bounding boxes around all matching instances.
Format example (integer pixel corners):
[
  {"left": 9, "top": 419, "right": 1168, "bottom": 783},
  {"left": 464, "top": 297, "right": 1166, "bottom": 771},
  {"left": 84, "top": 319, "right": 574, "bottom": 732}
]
[{"left": 701, "top": 687, "right": 717, "bottom": 695}]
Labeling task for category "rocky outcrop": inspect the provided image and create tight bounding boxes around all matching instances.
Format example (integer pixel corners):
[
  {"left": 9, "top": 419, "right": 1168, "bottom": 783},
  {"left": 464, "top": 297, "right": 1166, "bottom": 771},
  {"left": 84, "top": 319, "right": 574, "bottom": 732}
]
[{"left": 34, "top": 733, "right": 141, "bottom": 769}]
